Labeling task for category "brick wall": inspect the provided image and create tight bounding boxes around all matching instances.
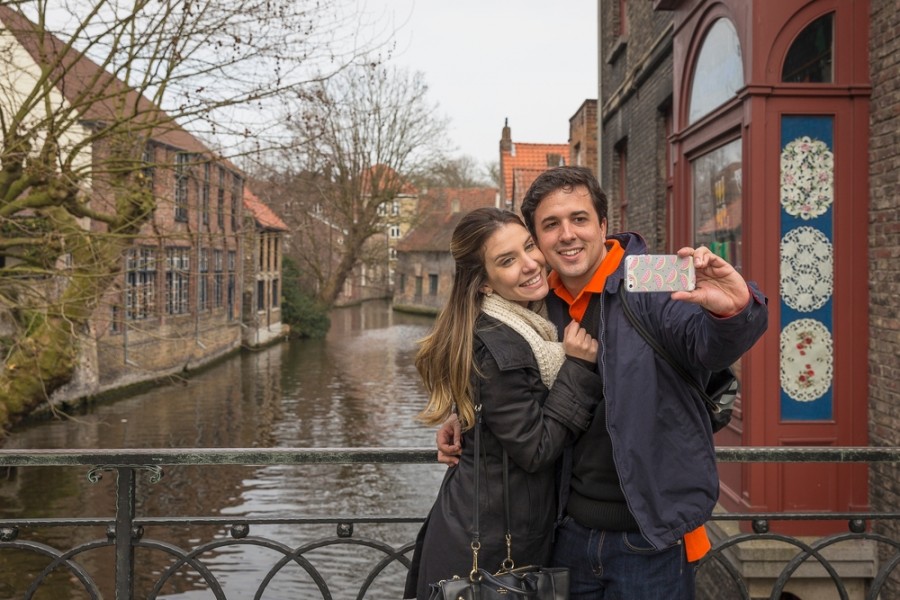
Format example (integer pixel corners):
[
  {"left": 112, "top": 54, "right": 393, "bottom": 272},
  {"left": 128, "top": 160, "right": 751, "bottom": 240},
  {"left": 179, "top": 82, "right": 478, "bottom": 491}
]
[
  {"left": 867, "top": 0, "right": 900, "bottom": 591},
  {"left": 599, "top": 0, "right": 673, "bottom": 250}
]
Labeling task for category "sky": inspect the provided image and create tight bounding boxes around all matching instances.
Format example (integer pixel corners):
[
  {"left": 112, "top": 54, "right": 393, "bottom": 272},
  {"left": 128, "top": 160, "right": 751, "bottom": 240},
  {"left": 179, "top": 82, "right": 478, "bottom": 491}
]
[{"left": 363, "top": 0, "right": 598, "bottom": 168}]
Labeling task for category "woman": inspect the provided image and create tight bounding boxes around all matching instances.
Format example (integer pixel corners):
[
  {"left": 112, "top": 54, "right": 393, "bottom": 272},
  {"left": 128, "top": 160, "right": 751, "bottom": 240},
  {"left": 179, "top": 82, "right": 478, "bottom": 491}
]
[{"left": 404, "top": 208, "right": 602, "bottom": 599}]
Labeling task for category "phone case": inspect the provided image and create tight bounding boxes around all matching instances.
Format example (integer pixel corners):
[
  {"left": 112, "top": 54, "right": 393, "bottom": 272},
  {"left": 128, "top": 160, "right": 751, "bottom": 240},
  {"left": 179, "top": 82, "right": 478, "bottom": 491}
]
[{"left": 624, "top": 254, "right": 696, "bottom": 292}]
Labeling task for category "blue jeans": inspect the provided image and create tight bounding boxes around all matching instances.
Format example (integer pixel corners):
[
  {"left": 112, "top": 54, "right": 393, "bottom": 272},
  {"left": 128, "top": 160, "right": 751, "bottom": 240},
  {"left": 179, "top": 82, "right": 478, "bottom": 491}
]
[{"left": 551, "top": 516, "right": 696, "bottom": 600}]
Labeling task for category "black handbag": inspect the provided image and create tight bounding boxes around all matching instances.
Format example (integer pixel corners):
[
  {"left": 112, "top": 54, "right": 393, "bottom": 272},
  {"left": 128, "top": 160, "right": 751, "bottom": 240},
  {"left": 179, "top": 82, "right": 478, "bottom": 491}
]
[
  {"left": 427, "top": 405, "right": 569, "bottom": 600},
  {"left": 619, "top": 283, "right": 738, "bottom": 432}
]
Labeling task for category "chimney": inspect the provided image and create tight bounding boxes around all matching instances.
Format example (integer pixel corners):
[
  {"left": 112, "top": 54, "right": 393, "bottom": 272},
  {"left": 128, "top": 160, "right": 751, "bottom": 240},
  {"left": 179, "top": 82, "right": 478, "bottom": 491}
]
[{"left": 499, "top": 118, "right": 512, "bottom": 153}]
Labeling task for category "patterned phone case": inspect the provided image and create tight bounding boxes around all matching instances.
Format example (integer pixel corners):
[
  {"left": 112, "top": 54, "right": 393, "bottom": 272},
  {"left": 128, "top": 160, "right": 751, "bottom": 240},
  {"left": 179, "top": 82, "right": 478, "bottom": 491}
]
[{"left": 624, "top": 254, "right": 696, "bottom": 292}]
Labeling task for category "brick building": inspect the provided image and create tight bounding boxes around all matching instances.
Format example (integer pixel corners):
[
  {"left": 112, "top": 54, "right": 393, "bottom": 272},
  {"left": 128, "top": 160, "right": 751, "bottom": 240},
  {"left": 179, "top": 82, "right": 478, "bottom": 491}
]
[
  {"left": 242, "top": 188, "right": 289, "bottom": 348},
  {"left": 569, "top": 99, "right": 599, "bottom": 176},
  {"left": 393, "top": 187, "right": 499, "bottom": 313},
  {"left": 598, "top": 0, "right": 897, "bottom": 597},
  {"left": 1, "top": 6, "right": 247, "bottom": 399},
  {"left": 498, "top": 120, "right": 569, "bottom": 212}
]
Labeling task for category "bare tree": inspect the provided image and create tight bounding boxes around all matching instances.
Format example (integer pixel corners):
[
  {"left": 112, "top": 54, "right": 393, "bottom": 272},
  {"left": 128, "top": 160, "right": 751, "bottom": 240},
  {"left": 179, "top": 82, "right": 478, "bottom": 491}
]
[
  {"left": 0, "top": 0, "right": 383, "bottom": 430},
  {"left": 257, "top": 64, "right": 449, "bottom": 306},
  {"left": 413, "top": 155, "right": 493, "bottom": 189}
]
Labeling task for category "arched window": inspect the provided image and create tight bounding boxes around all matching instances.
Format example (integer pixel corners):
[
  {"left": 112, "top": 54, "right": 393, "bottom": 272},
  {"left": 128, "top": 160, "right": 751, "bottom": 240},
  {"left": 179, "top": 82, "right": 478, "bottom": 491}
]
[
  {"left": 688, "top": 18, "right": 743, "bottom": 124},
  {"left": 782, "top": 13, "right": 833, "bottom": 83}
]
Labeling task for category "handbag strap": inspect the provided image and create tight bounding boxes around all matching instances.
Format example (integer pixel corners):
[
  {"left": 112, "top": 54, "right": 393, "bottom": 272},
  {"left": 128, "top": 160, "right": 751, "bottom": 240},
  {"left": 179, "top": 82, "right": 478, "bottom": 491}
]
[
  {"left": 618, "top": 283, "right": 714, "bottom": 409},
  {"left": 469, "top": 404, "right": 483, "bottom": 580},
  {"left": 501, "top": 450, "right": 515, "bottom": 571}
]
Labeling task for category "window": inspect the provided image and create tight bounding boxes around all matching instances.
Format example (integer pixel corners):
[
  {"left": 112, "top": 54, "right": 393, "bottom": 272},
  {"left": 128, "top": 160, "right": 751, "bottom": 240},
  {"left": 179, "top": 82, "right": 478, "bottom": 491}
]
[
  {"left": 428, "top": 274, "right": 438, "bottom": 296},
  {"left": 615, "top": 140, "right": 628, "bottom": 231},
  {"left": 125, "top": 247, "right": 156, "bottom": 320},
  {"left": 691, "top": 138, "right": 742, "bottom": 270},
  {"left": 391, "top": 200, "right": 400, "bottom": 216},
  {"left": 689, "top": 19, "right": 743, "bottom": 124},
  {"left": 231, "top": 173, "right": 242, "bottom": 232},
  {"left": 271, "top": 279, "right": 279, "bottom": 308},
  {"left": 213, "top": 250, "right": 223, "bottom": 308},
  {"left": 389, "top": 225, "right": 401, "bottom": 239},
  {"left": 415, "top": 276, "right": 423, "bottom": 299},
  {"left": 165, "top": 247, "right": 190, "bottom": 315},
  {"left": 389, "top": 247, "right": 397, "bottom": 260},
  {"left": 141, "top": 144, "right": 155, "bottom": 191},
  {"left": 198, "top": 247, "right": 209, "bottom": 311},
  {"left": 617, "top": 0, "right": 628, "bottom": 37},
  {"left": 174, "top": 153, "right": 189, "bottom": 222},
  {"left": 227, "top": 250, "right": 236, "bottom": 320},
  {"left": 259, "top": 237, "right": 266, "bottom": 271},
  {"left": 257, "top": 280, "right": 265, "bottom": 311},
  {"left": 399, "top": 274, "right": 406, "bottom": 293},
  {"left": 217, "top": 167, "right": 226, "bottom": 229},
  {"left": 202, "top": 163, "right": 210, "bottom": 226},
  {"left": 111, "top": 305, "right": 121, "bottom": 334},
  {"left": 782, "top": 13, "right": 833, "bottom": 83}
]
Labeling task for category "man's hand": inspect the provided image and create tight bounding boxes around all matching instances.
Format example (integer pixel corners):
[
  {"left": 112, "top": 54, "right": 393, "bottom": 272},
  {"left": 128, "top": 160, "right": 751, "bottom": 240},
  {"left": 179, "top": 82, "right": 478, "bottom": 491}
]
[
  {"left": 436, "top": 413, "right": 462, "bottom": 467},
  {"left": 671, "top": 246, "right": 751, "bottom": 317}
]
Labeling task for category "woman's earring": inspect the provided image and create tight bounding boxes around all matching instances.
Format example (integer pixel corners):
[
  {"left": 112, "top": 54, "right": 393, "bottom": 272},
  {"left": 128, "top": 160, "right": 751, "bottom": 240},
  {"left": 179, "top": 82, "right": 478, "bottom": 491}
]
[{"left": 483, "top": 288, "right": 493, "bottom": 297}]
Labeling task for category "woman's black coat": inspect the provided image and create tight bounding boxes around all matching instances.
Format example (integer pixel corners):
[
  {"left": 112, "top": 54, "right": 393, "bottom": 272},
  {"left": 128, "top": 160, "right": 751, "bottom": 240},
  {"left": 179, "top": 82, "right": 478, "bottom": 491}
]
[{"left": 404, "top": 314, "right": 602, "bottom": 599}]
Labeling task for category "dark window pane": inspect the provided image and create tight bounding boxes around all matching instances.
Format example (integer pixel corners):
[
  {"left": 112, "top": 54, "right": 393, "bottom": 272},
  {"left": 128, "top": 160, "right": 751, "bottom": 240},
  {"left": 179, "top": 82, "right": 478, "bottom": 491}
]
[{"left": 782, "top": 13, "right": 833, "bottom": 83}]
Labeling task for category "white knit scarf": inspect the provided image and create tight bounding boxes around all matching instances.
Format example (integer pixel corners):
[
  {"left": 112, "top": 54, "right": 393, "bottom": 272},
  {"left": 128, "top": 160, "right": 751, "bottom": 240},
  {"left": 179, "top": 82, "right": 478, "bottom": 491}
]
[{"left": 481, "top": 294, "right": 567, "bottom": 388}]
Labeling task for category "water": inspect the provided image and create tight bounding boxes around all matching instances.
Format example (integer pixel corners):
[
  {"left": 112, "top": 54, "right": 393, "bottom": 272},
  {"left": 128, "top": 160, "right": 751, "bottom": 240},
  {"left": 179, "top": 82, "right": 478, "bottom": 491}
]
[{"left": 0, "top": 300, "right": 445, "bottom": 599}]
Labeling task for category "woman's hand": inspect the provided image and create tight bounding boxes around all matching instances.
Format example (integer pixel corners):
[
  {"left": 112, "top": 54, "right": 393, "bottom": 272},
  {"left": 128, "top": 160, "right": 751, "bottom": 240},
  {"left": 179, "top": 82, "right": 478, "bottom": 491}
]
[{"left": 562, "top": 319, "right": 598, "bottom": 363}]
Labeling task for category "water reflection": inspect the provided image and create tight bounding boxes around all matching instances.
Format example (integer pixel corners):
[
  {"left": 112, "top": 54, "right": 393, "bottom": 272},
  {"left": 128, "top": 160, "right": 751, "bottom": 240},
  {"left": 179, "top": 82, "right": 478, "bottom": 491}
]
[{"left": 0, "top": 300, "right": 444, "bottom": 599}]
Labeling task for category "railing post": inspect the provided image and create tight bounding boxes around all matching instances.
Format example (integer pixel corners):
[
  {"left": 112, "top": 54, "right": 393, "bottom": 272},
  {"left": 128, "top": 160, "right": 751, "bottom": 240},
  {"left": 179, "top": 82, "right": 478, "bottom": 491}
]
[{"left": 115, "top": 467, "right": 136, "bottom": 600}]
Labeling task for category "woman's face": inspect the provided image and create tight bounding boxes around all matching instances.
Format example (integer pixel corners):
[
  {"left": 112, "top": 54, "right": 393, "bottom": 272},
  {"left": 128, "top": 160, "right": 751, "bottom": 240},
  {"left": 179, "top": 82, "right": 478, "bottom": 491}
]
[{"left": 481, "top": 223, "right": 549, "bottom": 306}]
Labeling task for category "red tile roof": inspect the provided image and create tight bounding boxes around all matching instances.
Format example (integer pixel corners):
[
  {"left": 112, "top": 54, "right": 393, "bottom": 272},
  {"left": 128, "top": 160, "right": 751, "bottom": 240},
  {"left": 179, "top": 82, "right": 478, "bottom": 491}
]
[
  {"left": 511, "top": 168, "right": 548, "bottom": 209},
  {"left": 501, "top": 142, "right": 569, "bottom": 207},
  {"left": 397, "top": 187, "right": 498, "bottom": 252},
  {"left": 244, "top": 188, "right": 289, "bottom": 232},
  {"left": 0, "top": 5, "right": 227, "bottom": 160}
]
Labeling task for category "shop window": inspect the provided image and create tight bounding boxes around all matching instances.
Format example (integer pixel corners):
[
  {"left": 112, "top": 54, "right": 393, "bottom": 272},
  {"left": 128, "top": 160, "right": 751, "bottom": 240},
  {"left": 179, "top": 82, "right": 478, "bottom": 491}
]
[
  {"left": 782, "top": 13, "right": 833, "bottom": 83},
  {"left": 688, "top": 19, "right": 743, "bottom": 124},
  {"left": 691, "top": 138, "right": 742, "bottom": 270}
]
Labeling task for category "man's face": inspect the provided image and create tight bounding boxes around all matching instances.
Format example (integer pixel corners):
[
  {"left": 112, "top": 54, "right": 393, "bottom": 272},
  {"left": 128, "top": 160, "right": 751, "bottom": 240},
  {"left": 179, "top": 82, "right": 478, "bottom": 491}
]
[{"left": 532, "top": 185, "right": 608, "bottom": 295}]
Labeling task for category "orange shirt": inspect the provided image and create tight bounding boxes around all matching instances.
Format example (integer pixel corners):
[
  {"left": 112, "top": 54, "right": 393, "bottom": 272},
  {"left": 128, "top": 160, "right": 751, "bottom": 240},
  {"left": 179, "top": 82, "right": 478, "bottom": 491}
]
[
  {"left": 548, "top": 239, "right": 624, "bottom": 322},
  {"left": 547, "top": 239, "right": 711, "bottom": 562}
]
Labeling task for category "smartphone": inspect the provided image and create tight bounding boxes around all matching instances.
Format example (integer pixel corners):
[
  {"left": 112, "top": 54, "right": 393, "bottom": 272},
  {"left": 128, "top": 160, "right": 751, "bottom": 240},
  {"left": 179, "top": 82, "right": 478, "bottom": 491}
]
[{"left": 624, "top": 254, "right": 696, "bottom": 292}]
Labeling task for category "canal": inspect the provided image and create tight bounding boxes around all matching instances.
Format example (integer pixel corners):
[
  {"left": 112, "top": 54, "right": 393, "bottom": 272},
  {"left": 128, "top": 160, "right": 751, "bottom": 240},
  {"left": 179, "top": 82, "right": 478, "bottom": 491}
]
[{"left": 0, "top": 300, "right": 444, "bottom": 599}]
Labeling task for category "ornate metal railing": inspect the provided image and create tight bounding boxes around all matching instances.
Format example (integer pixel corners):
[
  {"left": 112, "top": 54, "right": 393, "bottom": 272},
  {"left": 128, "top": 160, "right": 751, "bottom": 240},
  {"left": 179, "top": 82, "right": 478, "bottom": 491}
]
[{"left": 0, "top": 447, "right": 898, "bottom": 600}]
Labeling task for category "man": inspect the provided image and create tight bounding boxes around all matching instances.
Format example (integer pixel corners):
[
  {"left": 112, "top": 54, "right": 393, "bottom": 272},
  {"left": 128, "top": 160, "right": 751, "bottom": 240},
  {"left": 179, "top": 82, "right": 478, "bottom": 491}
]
[{"left": 438, "top": 166, "right": 768, "bottom": 599}]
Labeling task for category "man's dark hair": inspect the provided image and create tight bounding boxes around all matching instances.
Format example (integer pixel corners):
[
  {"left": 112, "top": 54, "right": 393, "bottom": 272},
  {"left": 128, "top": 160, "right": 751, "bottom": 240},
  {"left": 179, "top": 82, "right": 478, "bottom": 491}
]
[{"left": 520, "top": 166, "right": 608, "bottom": 235}]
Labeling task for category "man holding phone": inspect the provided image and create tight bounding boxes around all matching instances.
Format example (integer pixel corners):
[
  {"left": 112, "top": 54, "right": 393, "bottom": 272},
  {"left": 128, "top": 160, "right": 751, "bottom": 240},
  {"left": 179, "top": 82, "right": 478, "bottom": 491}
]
[{"left": 437, "top": 166, "right": 768, "bottom": 599}]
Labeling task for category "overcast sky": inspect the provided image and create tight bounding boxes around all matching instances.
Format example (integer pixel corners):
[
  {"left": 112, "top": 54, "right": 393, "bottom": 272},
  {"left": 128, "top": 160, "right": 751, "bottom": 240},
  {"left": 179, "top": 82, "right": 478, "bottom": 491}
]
[{"left": 363, "top": 0, "right": 598, "bottom": 169}]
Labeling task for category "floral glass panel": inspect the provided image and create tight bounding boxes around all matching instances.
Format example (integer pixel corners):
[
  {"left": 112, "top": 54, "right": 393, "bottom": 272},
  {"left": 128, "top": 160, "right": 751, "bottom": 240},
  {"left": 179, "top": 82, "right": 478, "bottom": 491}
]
[
  {"left": 692, "top": 138, "right": 742, "bottom": 271},
  {"left": 688, "top": 18, "right": 743, "bottom": 124}
]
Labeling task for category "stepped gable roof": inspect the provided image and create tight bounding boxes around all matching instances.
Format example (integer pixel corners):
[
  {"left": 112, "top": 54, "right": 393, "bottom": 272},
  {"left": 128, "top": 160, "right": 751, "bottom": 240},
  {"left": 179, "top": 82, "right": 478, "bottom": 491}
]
[
  {"left": 243, "top": 188, "right": 288, "bottom": 232},
  {"left": 397, "top": 187, "right": 498, "bottom": 252},
  {"left": 501, "top": 142, "right": 568, "bottom": 203},
  {"left": 0, "top": 5, "right": 225, "bottom": 160}
]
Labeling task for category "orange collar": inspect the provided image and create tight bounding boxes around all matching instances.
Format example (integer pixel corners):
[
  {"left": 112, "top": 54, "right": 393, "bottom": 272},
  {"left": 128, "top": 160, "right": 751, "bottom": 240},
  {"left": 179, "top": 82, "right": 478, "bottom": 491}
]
[{"left": 548, "top": 240, "right": 624, "bottom": 322}]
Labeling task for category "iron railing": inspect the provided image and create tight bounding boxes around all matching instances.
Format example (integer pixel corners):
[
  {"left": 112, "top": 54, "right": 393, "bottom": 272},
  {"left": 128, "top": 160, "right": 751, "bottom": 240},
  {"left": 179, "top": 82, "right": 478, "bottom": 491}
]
[{"left": 0, "top": 447, "right": 898, "bottom": 600}]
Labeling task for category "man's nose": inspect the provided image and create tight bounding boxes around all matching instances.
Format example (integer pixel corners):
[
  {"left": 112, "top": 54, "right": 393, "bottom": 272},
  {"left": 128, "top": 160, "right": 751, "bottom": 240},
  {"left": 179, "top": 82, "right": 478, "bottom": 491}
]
[{"left": 559, "top": 221, "right": 576, "bottom": 241}]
